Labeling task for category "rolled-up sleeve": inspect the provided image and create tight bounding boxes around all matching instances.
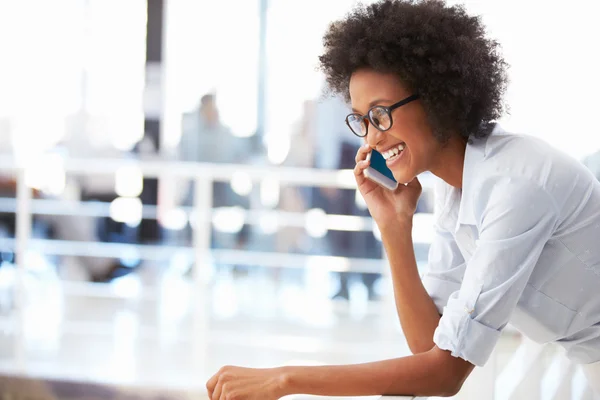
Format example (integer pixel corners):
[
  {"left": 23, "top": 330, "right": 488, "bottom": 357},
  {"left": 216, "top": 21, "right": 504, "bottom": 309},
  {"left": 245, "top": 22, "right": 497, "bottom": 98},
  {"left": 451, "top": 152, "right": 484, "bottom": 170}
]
[{"left": 433, "top": 177, "right": 559, "bottom": 366}]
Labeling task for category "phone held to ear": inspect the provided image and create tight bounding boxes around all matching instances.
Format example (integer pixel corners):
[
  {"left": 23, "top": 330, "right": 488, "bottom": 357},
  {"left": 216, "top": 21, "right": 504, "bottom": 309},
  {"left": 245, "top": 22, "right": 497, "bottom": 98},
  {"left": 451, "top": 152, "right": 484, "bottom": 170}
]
[{"left": 363, "top": 150, "right": 399, "bottom": 191}]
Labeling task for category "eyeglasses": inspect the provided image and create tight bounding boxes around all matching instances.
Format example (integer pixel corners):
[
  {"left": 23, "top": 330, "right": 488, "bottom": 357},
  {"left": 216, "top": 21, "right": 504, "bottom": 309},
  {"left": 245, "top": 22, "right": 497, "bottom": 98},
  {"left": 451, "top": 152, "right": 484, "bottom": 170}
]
[{"left": 345, "top": 94, "right": 420, "bottom": 137}]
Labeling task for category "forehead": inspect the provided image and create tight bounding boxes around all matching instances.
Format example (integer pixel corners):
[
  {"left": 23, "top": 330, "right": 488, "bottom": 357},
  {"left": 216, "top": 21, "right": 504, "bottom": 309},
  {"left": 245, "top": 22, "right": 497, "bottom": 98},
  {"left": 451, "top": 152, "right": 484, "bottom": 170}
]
[{"left": 349, "top": 69, "right": 410, "bottom": 108}]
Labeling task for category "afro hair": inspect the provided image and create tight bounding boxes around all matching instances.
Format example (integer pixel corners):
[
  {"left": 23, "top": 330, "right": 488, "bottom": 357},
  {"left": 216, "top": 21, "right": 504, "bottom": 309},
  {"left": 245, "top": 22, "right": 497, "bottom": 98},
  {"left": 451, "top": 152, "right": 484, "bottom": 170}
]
[{"left": 319, "top": 0, "right": 509, "bottom": 142}]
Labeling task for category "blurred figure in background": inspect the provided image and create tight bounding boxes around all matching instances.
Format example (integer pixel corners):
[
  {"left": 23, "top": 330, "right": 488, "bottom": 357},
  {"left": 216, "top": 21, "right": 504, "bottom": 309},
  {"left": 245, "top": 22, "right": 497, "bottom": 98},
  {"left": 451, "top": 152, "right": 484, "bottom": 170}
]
[
  {"left": 0, "top": 115, "right": 132, "bottom": 283},
  {"left": 0, "top": 131, "right": 17, "bottom": 266},
  {"left": 277, "top": 100, "right": 316, "bottom": 257},
  {"left": 180, "top": 94, "right": 245, "bottom": 172},
  {"left": 45, "top": 114, "right": 136, "bottom": 283},
  {"left": 179, "top": 94, "right": 251, "bottom": 268},
  {"left": 312, "top": 94, "right": 380, "bottom": 301}
]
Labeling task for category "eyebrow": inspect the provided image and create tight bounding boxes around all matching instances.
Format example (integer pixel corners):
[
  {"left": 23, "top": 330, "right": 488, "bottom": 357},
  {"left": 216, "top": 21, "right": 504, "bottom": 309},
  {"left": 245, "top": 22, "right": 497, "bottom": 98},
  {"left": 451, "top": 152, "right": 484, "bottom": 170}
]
[{"left": 351, "top": 99, "right": 394, "bottom": 113}]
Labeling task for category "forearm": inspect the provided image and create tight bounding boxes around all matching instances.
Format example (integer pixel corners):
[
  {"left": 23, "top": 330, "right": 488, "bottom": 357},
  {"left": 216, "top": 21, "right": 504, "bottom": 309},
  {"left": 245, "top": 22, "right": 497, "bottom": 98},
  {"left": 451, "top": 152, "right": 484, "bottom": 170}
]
[
  {"left": 381, "top": 220, "right": 441, "bottom": 354},
  {"left": 282, "top": 347, "right": 469, "bottom": 398}
]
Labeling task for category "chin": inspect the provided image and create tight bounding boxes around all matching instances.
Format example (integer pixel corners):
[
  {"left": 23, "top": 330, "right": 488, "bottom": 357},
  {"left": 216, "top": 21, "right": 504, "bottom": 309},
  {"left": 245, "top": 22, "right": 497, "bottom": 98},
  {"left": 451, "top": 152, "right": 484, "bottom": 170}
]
[
  {"left": 390, "top": 157, "right": 416, "bottom": 185},
  {"left": 392, "top": 170, "right": 415, "bottom": 185},
  {"left": 391, "top": 168, "right": 417, "bottom": 184}
]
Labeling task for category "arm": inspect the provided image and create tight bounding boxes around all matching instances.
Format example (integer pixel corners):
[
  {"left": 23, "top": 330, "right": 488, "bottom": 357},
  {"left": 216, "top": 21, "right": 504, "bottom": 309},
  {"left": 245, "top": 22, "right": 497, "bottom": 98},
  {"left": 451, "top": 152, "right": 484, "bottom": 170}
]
[
  {"left": 208, "top": 347, "right": 474, "bottom": 399},
  {"left": 381, "top": 220, "right": 442, "bottom": 354},
  {"left": 283, "top": 346, "right": 474, "bottom": 397},
  {"left": 382, "top": 182, "right": 467, "bottom": 355}
]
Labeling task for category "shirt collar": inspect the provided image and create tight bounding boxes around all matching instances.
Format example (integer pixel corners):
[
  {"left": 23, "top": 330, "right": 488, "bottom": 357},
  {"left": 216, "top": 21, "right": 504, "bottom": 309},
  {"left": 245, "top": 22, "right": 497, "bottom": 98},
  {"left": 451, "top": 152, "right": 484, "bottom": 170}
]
[{"left": 454, "top": 124, "right": 503, "bottom": 230}]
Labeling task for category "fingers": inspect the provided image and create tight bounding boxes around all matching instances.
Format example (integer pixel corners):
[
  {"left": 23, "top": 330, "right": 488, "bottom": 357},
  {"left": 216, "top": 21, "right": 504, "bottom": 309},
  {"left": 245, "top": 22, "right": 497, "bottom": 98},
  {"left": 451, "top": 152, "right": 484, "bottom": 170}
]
[
  {"left": 354, "top": 144, "right": 372, "bottom": 184},
  {"left": 355, "top": 143, "right": 372, "bottom": 163},
  {"left": 212, "top": 381, "right": 222, "bottom": 400},
  {"left": 206, "top": 372, "right": 218, "bottom": 398},
  {"left": 353, "top": 158, "right": 370, "bottom": 177},
  {"left": 353, "top": 160, "right": 371, "bottom": 191},
  {"left": 208, "top": 366, "right": 232, "bottom": 400}
]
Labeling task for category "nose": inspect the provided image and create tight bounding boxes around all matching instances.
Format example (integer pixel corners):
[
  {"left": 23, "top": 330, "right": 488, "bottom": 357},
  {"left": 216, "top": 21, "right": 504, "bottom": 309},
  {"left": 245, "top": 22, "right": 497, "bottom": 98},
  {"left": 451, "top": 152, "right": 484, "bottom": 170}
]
[{"left": 366, "top": 124, "right": 385, "bottom": 148}]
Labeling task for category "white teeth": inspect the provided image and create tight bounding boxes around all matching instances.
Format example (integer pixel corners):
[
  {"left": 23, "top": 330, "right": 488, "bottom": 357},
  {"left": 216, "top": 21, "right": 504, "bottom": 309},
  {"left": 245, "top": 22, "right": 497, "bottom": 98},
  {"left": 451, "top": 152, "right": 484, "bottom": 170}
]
[{"left": 382, "top": 143, "right": 405, "bottom": 160}]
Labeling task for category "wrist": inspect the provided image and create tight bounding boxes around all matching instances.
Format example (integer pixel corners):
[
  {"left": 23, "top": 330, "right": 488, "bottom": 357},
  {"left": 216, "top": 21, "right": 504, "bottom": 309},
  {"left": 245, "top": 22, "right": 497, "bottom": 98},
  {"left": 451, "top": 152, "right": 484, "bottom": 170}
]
[
  {"left": 276, "top": 366, "right": 296, "bottom": 397},
  {"left": 379, "top": 215, "right": 413, "bottom": 235}
]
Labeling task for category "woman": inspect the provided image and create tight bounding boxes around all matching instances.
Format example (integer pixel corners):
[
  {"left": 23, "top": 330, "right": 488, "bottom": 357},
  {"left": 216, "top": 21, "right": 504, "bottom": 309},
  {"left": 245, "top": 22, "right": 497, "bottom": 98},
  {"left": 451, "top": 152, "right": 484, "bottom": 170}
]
[{"left": 207, "top": 1, "right": 600, "bottom": 398}]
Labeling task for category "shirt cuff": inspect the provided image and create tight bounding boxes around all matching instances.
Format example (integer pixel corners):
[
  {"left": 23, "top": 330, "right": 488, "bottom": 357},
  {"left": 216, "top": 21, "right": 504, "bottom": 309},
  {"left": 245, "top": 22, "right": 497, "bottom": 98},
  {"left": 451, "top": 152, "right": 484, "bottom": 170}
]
[
  {"left": 422, "top": 274, "right": 461, "bottom": 315},
  {"left": 433, "top": 302, "right": 502, "bottom": 367}
]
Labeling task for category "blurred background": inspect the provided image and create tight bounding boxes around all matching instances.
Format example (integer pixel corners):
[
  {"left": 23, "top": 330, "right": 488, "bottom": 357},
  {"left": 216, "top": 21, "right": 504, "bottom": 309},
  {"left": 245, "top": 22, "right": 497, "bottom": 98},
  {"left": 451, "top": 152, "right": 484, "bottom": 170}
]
[{"left": 0, "top": 0, "right": 599, "bottom": 399}]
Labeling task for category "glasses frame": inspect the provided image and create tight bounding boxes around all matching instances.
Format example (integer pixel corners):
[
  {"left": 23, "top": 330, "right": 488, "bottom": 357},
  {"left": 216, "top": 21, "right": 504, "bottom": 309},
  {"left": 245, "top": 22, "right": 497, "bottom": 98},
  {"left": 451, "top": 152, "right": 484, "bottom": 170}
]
[{"left": 345, "top": 94, "right": 420, "bottom": 137}]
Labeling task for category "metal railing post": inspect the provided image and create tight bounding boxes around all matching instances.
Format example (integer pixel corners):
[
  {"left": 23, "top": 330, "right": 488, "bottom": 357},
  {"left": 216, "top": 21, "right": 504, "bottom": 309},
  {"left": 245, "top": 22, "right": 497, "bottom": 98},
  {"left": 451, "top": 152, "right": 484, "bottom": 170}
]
[
  {"left": 14, "top": 167, "right": 32, "bottom": 372},
  {"left": 191, "top": 173, "right": 213, "bottom": 375}
]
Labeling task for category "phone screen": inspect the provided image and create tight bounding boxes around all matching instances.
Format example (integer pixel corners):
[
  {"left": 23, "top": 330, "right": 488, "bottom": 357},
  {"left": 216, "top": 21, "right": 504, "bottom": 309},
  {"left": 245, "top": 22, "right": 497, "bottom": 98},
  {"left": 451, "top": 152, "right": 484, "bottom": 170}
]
[{"left": 369, "top": 150, "right": 397, "bottom": 183}]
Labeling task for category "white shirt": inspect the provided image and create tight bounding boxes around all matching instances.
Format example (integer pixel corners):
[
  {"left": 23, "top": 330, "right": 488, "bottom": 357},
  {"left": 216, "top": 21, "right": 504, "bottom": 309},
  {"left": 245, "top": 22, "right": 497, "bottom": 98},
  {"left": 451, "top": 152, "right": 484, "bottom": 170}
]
[{"left": 423, "top": 125, "right": 600, "bottom": 366}]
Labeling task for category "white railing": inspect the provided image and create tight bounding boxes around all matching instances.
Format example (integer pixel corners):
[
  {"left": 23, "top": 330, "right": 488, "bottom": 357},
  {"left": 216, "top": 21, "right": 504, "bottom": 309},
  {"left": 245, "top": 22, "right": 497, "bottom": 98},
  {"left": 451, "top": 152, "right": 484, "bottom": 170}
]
[{"left": 0, "top": 157, "right": 437, "bottom": 278}]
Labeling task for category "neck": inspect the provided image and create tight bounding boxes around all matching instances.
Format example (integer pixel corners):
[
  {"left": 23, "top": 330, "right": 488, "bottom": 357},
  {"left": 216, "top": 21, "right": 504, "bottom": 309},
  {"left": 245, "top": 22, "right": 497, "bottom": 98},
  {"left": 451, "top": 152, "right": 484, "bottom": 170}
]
[{"left": 429, "top": 135, "right": 467, "bottom": 189}]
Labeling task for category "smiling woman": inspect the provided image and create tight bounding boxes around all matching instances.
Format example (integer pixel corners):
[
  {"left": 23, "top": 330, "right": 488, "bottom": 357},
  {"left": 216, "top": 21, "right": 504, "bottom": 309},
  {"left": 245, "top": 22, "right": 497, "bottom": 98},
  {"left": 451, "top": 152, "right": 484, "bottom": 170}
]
[{"left": 206, "top": 0, "right": 600, "bottom": 398}]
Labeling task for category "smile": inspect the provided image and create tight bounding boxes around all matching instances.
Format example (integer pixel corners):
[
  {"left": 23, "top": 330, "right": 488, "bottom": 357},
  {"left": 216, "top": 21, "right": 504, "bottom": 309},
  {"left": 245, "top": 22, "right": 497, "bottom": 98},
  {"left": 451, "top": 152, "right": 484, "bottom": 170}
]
[{"left": 381, "top": 143, "right": 406, "bottom": 162}]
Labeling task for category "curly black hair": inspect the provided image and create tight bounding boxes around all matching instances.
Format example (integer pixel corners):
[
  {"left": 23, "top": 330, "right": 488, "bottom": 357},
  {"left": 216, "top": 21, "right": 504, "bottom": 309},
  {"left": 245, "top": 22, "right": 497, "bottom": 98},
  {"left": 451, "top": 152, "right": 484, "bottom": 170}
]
[{"left": 319, "top": 0, "right": 508, "bottom": 142}]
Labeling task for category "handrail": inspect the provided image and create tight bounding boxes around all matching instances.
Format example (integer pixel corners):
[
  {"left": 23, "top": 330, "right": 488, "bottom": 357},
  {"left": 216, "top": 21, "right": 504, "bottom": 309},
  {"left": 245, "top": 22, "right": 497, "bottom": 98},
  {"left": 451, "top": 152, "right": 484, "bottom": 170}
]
[
  {"left": 0, "top": 197, "right": 435, "bottom": 240},
  {"left": 0, "top": 238, "right": 387, "bottom": 273},
  {"left": 0, "top": 156, "right": 437, "bottom": 188}
]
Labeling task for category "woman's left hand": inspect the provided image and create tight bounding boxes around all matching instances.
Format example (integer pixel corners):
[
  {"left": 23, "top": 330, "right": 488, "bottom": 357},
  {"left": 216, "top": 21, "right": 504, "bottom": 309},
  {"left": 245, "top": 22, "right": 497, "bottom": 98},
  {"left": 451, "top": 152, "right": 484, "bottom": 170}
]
[{"left": 206, "top": 365, "right": 290, "bottom": 400}]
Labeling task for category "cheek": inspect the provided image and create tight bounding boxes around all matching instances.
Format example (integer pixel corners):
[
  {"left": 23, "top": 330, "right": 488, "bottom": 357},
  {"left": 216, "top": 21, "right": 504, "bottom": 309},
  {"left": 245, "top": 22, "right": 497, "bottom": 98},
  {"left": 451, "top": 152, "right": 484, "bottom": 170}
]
[
  {"left": 386, "top": 126, "right": 405, "bottom": 142},
  {"left": 407, "top": 137, "right": 437, "bottom": 171}
]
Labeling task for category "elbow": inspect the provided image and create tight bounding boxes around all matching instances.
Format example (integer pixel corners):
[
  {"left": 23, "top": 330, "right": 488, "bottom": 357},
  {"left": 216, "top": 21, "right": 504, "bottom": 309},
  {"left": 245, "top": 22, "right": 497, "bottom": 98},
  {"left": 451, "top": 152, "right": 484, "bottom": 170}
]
[
  {"left": 424, "top": 368, "right": 466, "bottom": 398},
  {"left": 424, "top": 347, "right": 474, "bottom": 397},
  {"left": 437, "top": 377, "right": 463, "bottom": 398},
  {"left": 407, "top": 339, "right": 436, "bottom": 355}
]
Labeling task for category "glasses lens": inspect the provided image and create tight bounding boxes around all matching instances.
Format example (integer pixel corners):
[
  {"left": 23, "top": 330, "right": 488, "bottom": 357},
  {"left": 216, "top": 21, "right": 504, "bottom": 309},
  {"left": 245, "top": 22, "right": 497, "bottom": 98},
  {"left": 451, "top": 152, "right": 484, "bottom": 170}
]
[
  {"left": 369, "top": 107, "right": 391, "bottom": 131},
  {"left": 346, "top": 114, "right": 367, "bottom": 137}
]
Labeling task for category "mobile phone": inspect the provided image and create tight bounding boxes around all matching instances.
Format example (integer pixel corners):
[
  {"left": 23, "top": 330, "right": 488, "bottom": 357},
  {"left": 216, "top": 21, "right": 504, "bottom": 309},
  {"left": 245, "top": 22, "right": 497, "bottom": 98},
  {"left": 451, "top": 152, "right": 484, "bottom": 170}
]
[{"left": 363, "top": 150, "right": 399, "bottom": 191}]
